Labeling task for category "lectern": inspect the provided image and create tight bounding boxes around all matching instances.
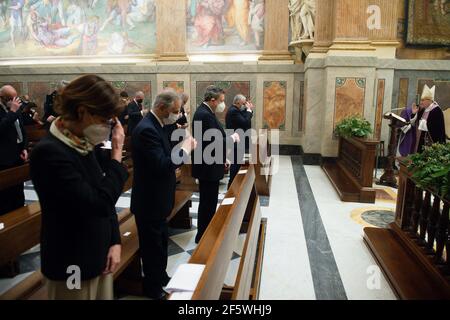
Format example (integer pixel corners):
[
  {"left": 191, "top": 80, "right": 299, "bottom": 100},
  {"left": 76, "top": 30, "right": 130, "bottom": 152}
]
[{"left": 377, "top": 112, "right": 409, "bottom": 188}]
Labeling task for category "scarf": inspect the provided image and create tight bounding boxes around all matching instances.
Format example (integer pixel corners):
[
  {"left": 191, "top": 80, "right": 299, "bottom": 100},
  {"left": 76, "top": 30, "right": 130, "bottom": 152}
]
[{"left": 50, "top": 117, "right": 93, "bottom": 156}]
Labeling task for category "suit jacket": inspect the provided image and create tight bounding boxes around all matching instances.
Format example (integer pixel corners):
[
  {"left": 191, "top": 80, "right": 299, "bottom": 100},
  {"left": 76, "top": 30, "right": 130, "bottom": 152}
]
[
  {"left": 30, "top": 134, "right": 128, "bottom": 281},
  {"left": 225, "top": 104, "right": 253, "bottom": 155},
  {"left": 43, "top": 91, "right": 58, "bottom": 129},
  {"left": 192, "top": 103, "right": 234, "bottom": 182},
  {"left": 127, "top": 100, "right": 143, "bottom": 136},
  {"left": 131, "top": 112, "right": 187, "bottom": 221},
  {"left": 0, "top": 104, "right": 27, "bottom": 167}
]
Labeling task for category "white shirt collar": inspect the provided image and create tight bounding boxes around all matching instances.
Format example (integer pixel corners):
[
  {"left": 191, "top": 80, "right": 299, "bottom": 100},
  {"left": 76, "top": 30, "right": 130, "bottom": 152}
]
[
  {"left": 203, "top": 102, "right": 215, "bottom": 113},
  {"left": 150, "top": 110, "right": 164, "bottom": 128}
]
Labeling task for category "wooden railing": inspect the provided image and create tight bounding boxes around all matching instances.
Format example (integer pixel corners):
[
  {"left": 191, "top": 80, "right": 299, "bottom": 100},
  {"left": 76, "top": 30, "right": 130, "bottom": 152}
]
[{"left": 364, "top": 161, "right": 450, "bottom": 299}]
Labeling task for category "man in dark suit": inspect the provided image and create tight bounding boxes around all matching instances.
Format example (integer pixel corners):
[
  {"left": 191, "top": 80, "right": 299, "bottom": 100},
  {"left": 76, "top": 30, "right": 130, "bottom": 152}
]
[
  {"left": 225, "top": 94, "right": 254, "bottom": 188},
  {"left": 192, "top": 86, "right": 240, "bottom": 244},
  {"left": 127, "top": 91, "right": 146, "bottom": 136},
  {"left": 0, "top": 85, "right": 28, "bottom": 216},
  {"left": 43, "top": 81, "right": 69, "bottom": 130},
  {"left": 131, "top": 91, "right": 196, "bottom": 300}
]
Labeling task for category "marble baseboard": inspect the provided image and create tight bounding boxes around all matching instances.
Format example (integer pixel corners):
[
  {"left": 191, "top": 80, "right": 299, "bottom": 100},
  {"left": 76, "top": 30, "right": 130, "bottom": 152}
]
[{"left": 276, "top": 145, "right": 303, "bottom": 156}]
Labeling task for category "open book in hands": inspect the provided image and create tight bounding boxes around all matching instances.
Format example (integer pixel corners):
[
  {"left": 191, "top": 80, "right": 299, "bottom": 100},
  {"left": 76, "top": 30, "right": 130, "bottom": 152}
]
[{"left": 384, "top": 112, "right": 410, "bottom": 126}]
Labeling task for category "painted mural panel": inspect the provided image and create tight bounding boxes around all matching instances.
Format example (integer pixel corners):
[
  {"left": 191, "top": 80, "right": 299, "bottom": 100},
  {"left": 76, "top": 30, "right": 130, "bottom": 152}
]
[
  {"left": 0, "top": 0, "right": 156, "bottom": 58},
  {"left": 417, "top": 79, "right": 450, "bottom": 110},
  {"left": 187, "top": 0, "right": 265, "bottom": 52},
  {"left": 263, "top": 81, "right": 286, "bottom": 131},
  {"left": 333, "top": 78, "right": 366, "bottom": 129},
  {"left": 195, "top": 81, "right": 250, "bottom": 125},
  {"left": 163, "top": 81, "right": 185, "bottom": 94}
]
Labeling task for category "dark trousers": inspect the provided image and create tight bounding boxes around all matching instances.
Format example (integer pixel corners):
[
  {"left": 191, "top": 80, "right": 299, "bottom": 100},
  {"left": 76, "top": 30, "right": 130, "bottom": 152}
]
[
  {"left": 195, "top": 180, "right": 220, "bottom": 243},
  {"left": 228, "top": 163, "right": 241, "bottom": 189},
  {"left": 0, "top": 164, "right": 25, "bottom": 216},
  {"left": 134, "top": 215, "right": 170, "bottom": 296}
]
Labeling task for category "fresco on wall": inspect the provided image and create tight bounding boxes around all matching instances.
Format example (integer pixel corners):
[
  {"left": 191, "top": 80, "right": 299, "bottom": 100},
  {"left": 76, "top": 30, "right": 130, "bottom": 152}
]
[
  {"left": 110, "top": 81, "right": 152, "bottom": 108},
  {"left": 187, "top": 0, "right": 265, "bottom": 52},
  {"left": 0, "top": 0, "right": 156, "bottom": 58},
  {"left": 196, "top": 81, "right": 250, "bottom": 125},
  {"left": 418, "top": 79, "right": 450, "bottom": 110},
  {"left": 334, "top": 77, "right": 366, "bottom": 130},
  {"left": 407, "top": 0, "right": 450, "bottom": 46},
  {"left": 263, "top": 81, "right": 286, "bottom": 130}
]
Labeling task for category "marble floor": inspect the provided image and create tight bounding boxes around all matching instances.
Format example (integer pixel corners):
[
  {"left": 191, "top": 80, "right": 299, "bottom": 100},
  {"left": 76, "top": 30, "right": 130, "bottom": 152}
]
[{"left": 0, "top": 156, "right": 398, "bottom": 300}]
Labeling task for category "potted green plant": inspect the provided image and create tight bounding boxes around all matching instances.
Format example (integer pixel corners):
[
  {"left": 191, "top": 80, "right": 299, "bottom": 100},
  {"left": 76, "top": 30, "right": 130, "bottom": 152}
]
[
  {"left": 407, "top": 143, "right": 450, "bottom": 200},
  {"left": 335, "top": 115, "right": 373, "bottom": 139}
]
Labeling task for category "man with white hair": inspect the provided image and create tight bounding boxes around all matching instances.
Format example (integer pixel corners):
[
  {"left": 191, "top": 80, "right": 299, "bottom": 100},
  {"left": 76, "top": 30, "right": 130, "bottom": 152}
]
[
  {"left": 411, "top": 84, "right": 446, "bottom": 153},
  {"left": 225, "top": 94, "right": 254, "bottom": 188},
  {"left": 131, "top": 91, "right": 196, "bottom": 300},
  {"left": 0, "top": 85, "right": 28, "bottom": 216}
]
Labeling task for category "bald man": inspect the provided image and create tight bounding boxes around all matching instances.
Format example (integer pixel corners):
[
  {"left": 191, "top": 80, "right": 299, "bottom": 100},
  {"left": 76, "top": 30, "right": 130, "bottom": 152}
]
[
  {"left": 0, "top": 85, "right": 28, "bottom": 216},
  {"left": 127, "top": 91, "right": 147, "bottom": 136}
]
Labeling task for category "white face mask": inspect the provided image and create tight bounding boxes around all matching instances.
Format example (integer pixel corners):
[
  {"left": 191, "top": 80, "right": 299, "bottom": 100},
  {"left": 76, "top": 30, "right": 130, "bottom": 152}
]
[
  {"left": 163, "top": 112, "right": 180, "bottom": 125},
  {"left": 83, "top": 124, "right": 111, "bottom": 146},
  {"left": 216, "top": 102, "right": 226, "bottom": 113}
]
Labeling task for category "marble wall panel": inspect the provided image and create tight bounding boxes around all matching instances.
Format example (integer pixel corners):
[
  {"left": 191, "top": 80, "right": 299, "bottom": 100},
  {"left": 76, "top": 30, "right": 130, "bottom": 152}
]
[
  {"left": 263, "top": 81, "right": 287, "bottom": 130},
  {"left": 333, "top": 77, "right": 366, "bottom": 129},
  {"left": 375, "top": 79, "right": 386, "bottom": 140},
  {"left": 163, "top": 81, "right": 185, "bottom": 93},
  {"left": 195, "top": 81, "right": 251, "bottom": 125}
]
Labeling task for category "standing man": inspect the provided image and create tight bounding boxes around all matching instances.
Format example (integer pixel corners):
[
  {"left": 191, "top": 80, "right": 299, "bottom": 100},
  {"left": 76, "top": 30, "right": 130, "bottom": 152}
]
[
  {"left": 0, "top": 85, "right": 28, "bottom": 216},
  {"left": 192, "top": 86, "right": 240, "bottom": 244},
  {"left": 131, "top": 91, "right": 196, "bottom": 300},
  {"left": 411, "top": 85, "right": 446, "bottom": 153},
  {"left": 127, "top": 91, "right": 146, "bottom": 136},
  {"left": 225, "top": 94, "right": 254, "bottom": 188},
  {"left": 43, "top": 80, "right": 69, "bottom": 130}
]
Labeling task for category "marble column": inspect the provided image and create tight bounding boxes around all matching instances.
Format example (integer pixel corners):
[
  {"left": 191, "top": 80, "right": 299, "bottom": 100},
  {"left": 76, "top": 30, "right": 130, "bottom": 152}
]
[
  {"left": 311, "top": 0, "right": 334, "bottom": 53},
  {"left": 259, "top": 0, "right": 293, "bottom": 61},
  {"left": 329, "top": 0, "right": 375, "bottom": 51},
  {"left": 155, "top": 0, "right": 188, "bottom": 61}
]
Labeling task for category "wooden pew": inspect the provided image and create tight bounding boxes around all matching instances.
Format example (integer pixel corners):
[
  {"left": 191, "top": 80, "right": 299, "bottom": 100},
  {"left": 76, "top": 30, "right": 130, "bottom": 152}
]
[
  {"left": 253, "top": 132, "right": 272, "bottom": 197},
  {"left": 0, "top": 163, "right": 194, "bottom": 300},
  {"left": 24, "top": 125, "right": 47, "bottom": 151},
  {"left": 322, "top": 136, "right": 379, "bottom": 203},
  {"left": 0, "top": 209, "right": 138, "bottom": 300},
  {"left": 171, "top": 165, "right": 267, "bottom": 300}
]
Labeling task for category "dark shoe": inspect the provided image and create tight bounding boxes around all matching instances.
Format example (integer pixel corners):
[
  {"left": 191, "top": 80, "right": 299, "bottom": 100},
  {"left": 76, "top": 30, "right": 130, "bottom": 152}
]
[
  {"left": 144, "top": 289, "right": 169, "bottom": 300},
  {"left": 162, "top": 276, "right": 171, "bottom": 287}
]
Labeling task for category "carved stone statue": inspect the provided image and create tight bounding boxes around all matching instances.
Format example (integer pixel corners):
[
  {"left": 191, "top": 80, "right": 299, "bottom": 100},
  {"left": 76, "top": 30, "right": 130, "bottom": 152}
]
[{"left": 289, "top": 0, "right": 316, "bottom": 41}]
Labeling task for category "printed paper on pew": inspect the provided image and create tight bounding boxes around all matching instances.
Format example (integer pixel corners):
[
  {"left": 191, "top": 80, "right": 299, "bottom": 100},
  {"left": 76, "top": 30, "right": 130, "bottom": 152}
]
[
  {"left": 238, "top": 170, "right": 248, "bottom": 175},
  {"left": 165, "top": 264, "right": 205, "bottom": 293},
  {"left": 0, "top": 223, "right": 4, "bottom": 231},
  {"left": 169, "top": 291, "right": 194, "bottom": 300},
  {"left": 101, "top": 141, "right": 112, "bottom": 150},
  {"left": 221, "top": 198, "right": 235, "bottom": 206}
]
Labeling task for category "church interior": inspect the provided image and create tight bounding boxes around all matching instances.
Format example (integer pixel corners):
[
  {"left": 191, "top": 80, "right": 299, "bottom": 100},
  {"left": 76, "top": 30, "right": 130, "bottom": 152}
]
[{"left": 0, "top": 0, "right": 449, "bottom": 302}]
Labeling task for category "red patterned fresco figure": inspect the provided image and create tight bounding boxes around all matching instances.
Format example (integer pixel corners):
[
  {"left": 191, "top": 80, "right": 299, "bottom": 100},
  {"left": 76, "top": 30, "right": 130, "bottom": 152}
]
[{"left": 193, "top": 0, "right": 226, "bottom": 47}]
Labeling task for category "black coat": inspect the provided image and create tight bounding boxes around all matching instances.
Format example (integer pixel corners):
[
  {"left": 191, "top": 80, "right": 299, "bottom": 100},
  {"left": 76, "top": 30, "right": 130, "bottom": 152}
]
[
  {"left": 30, "top": 134, "right": 128, "bottom": 281},
  {"left": 192, "top": 103, "right": 234, "bottom": 182},
  {"left": 225, "top": 105, "right": 253, "bottom": 154},
  {"left": 127, "top": 100, "right": 143, "bottom": 136},
  {"left": 43, "top": 91, "right": 58, "bottom": 129},
  {"left": 0, "top": 105, "right": 27, "bottom": 167},
  {"left": 131, "top": 112, "right": 186, "bottom": 221}
]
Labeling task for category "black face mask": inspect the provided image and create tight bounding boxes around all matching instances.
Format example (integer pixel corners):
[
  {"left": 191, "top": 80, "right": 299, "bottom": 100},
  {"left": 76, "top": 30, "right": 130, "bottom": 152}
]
[{"left": 136, "top": 99, "right": 144, "bottom": 104}]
